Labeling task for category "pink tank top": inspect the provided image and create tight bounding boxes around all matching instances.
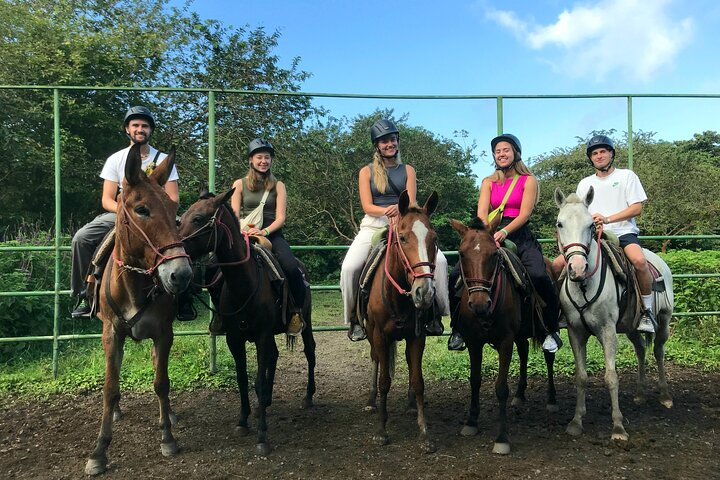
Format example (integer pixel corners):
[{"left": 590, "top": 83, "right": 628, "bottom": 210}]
[{"left": 489, "top": 175, "right": 528, "bottom": 218}]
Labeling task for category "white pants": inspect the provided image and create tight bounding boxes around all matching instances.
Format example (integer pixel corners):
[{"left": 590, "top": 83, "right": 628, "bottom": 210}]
[{"left": 340, "top": 214, "right": 450, "bottom": 324}]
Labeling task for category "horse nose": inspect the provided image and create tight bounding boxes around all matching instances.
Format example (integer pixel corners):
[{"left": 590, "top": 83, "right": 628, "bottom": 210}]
[
  {"left": 468, "top": 298, "right": 491, "bottom": 316},
  {"left": 170, "top": 264, "right": 193, "bottom": 292}
]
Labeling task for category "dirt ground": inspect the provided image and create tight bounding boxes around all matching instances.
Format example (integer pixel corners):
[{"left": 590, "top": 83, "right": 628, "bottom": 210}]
[{"left": 1, "top": 331, "right": 719, "bottom": 480}]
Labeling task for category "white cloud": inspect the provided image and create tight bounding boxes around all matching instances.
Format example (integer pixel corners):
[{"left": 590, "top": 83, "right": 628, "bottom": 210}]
[{"left": 485, "top": 0, "right": 694, "bottom": 82}]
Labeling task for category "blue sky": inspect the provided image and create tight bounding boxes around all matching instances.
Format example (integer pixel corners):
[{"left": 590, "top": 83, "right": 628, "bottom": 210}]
[{"left": 173, "top": 0, "right": 720, "bottom": 181}]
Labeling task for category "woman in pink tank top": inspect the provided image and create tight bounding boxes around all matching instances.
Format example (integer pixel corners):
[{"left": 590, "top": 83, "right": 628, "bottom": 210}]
[{"left": 447, "top": 133, "right": 562, "bottom": 354}]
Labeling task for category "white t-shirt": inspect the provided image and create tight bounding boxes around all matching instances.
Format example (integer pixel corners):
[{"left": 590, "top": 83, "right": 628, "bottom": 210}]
[
  {"left": 100, "top": 145, "right": 179, "bottom": 191},
  {"left": 576, "top": 168, "right": 647, "bottom": 237}
]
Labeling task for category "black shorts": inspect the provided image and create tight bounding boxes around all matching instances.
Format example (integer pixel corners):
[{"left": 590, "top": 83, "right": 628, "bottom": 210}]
[{"left": 618, "top": 233, "right": 641, "bottom": 248}]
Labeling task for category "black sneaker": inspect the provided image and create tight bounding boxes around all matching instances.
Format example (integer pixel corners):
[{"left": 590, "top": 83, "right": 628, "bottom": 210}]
[
  {"left": 176, "top": 298, "right": 197, "bottom": 321},
  {"left": 71, "top": 297, "right": 91, "bottom": 318},
  {"left": 425, "top": 315, "right": 445, "bottom": 336},
  {"left": 447, "top": 331, "right": 466, "bottom": 351}
]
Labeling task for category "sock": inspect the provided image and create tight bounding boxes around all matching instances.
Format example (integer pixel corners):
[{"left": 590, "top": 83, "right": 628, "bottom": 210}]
[{"left": 642, "top": 294, "right": 654, "bottom": 311}]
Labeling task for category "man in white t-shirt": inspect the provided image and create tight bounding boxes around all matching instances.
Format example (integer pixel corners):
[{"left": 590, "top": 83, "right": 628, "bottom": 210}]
[
  {"left": 566, "top": 135, "right": 656, "bottom": 333},
  {"left": 70, "top": 106, "right": 179, "bottom": 317}
]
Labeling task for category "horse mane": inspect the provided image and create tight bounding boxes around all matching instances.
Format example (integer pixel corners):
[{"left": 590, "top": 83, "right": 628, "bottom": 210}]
[
  {"left": 199, "top": 190, "right": 215, "bottom": 200},
  {"left": 406, "top": 202, "right": 423, "bottom": 214},
  {"left": 468, "top": 216, "right": 487, "bottom": 231},
  {"left": 564, "top": 193, "right": 584, "bottom": 204}
]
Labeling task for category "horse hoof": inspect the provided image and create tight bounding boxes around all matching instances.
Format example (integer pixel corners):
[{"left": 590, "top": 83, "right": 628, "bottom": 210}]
[
  {"left": 364, "top": 405, "right": 377, "bottom": 413},
  {"left": 373, "top": 434, "right": 389, "bottom": 446},
  {"left": 420, "top": 440, "right": 436, "bottom": 454},
  {"left": 546, "top": 403, "right": 560, "bottom": 413},
  {"left": 256, "top": 442, "right": 272, "bottom": 456},
  {"left": 611, "top": 429, "right": 629, "bottom": 443},
  {"left": 460, "top": 425, "right": 478, "bottom": 437},
  {"left": 84, "top": 458, "right": 107, "bottom": 476},
  {"left": 660, "top": 396, "right": 674, "bottom": 409},
  {"left": 161, "top": 440, "right": 179, "bottom": 457},
  {"left": 492, "top": 442, "right": 511, "bottom": 455},
  {"left": 236, "top": 425, "right": 250, "bottom": 436},
  {"left": 566, "top": 422, "right": 583, "bottom": 437},
  {"left": 510, "top": 397, "right": 524, "bottom": 408},
  {"left": 633, "top": 395, "right": 647, "bottom": 406},
  {"left": 301, "top": 397, "right": 314, "bottom": 409}
]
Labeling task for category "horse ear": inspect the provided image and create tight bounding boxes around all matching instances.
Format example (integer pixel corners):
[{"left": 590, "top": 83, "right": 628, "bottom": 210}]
[
  {"left": 487, "top": 211, "right": 502, "bottom": 233},
  {"left": 149, "top": 146, "right": 175, "bottom": 187},
  {"left": 449, "top": 219, "right": 467, "bottom": 237},
  {"left": 398, "top": 189, "right": 410, "bottom": 215},
  {"left": 423, "top": 191, "right": 439, "bottom": 216},
  {"left": 554, "top": 187, "right": 566, "bottom": 208},
  {"left": 584, "top": 186, "right": 595, "bottom": 206},
  {"left": 124, "top": 143, "right": 143, "bottom": 187},
  {"left": 217, "top": 188, "right": 235, "bottom": 206}
]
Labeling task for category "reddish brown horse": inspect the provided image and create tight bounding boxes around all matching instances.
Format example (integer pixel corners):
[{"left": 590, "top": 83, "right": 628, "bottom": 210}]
[
  {"left": 178, "top": 189, "right": 315, "bottom": 456},
  {"left": 85, "top": 144, "right": 193, "bottom": 475},
  {"left": 362, "top": 190, "right": 439, "bottom": 453},
  {"left": 449, "top": 217, "right": 557, "bottom": 454}
]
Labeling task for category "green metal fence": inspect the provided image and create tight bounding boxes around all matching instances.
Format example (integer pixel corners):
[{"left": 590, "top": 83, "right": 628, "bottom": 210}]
[{"left": 1, "top": 85, "right": 719, "bottom": 377}]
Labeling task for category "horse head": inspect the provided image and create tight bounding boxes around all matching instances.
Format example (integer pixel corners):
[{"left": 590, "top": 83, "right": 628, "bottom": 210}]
[
  {"left": 115, "top": 144, "right": 192, "bottom": 295},
  {"left": 178, "top": 188, "right": 236, "bottom": 260},
  {"left": 391, "top": 190, "right": 439, "bottom": 310},
  {"left": 450, "top": 217, "right": 500, "bottom": 322},
  {"left": 554, "top": 187, "right": 596, "bottom": 282}
]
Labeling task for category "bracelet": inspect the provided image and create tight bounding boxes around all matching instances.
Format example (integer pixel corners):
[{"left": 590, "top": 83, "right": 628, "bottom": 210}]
[
  {"left": 264, "top": 228, "right": 270, "bottom": 236},
  {"left": 501, "top": 228, "right": 509, "bottom": 236}
]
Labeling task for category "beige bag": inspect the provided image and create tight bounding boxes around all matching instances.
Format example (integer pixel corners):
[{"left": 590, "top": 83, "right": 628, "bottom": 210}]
[{"left": 240, "top": 189, "right": 270, "bottom": 231}]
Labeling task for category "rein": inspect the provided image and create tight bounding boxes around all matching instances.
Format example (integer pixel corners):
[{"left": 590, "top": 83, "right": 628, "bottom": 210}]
[
  {"left": 557, "top": 224, "right": 604, "bottom": 279},
  {"left": 383, "top": 222, "right": 436, "bottom": 297},
  {"left": 459, "top": 248, "right": 504, "bottom": 314}
]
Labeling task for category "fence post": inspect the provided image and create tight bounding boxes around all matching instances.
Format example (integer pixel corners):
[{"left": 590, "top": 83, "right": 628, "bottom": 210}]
[{"left": 52, "top": 89, "right": 62, "bottom": 378}]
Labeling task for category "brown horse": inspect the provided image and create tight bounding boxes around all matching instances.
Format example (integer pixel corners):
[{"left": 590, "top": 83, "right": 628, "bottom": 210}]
[
  {"left": 85, "top": 144, "right": 193, "bottom": 475},
  {"left": 362, "top": 190, "right": 439, "bottom": 453},
  {"left": 449, "top": 217, "right": 557, "bottom": 454},
  {"left": 178, "top": 189, "right": 315, "bottom": 456}
]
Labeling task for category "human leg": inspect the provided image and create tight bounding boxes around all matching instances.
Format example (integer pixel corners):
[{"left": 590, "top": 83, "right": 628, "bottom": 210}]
[
  {"left": 447, "top": 261, "right": 465, "bottom": 351},
  {"left": 424, "top": 249, "right": 448, "bottom": 336},
  {"left": 272, "top": 235, "right": 307, "bottom": 335},
  {"left": 623, "top": 241, "right": 656, "bottom": 333},
  {"left": 340, "top": 227, "right": 375, "bottom": 340},
  {"left": 70, "top": 213, "right": 115, "bottom": 317}
]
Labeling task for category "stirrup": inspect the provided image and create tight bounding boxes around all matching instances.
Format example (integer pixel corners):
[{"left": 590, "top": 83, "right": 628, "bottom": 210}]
[
  {"left": 447, "top": 331, "right": 466, "bottom": 351},
  {"left": 425, "top": 316, "right": 445, "bottom": 336},
  {"left": 348, "top": 322, "right": 367, "bottom": 342}
]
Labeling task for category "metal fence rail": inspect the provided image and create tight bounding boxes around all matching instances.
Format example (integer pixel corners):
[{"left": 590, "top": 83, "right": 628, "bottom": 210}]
[{"left": 1, "top": 85, "right": 719, "bottom": 377}]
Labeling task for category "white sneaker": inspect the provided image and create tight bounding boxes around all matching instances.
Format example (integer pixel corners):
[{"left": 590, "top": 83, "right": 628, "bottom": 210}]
[
  {"left": 637, "top": 315, "right": 655, "bottom": 333},
  {"left": 542, "top": 334, "right": 559, "bottom": 353}
]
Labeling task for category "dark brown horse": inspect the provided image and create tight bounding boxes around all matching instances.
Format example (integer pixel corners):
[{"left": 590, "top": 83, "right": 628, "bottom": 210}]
[
  {"left": 85, "top": 144, "right": 193, "bottom": 475},
  {"left": 449, "top": 217, "right": 557, "bottom": 454},
  {"left": 178, "top": 189, "right": 315, "bottom": 455},
  {"left": 362, "top": 190, "right": 439, "bottom": 453}
]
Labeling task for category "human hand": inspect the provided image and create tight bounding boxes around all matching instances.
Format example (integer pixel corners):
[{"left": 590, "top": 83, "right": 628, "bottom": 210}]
[
  {"left": 246, "top": 226, "right": 262, "bottom": 236},
  {"left": 493, "top": 228, "right": 508, "bottom": 245},
  {"left": 591, "top": 213, "right": 606, "bottom": 228},
  {"left": 384, "top": 205, "right": 399, "bottom": 218}
]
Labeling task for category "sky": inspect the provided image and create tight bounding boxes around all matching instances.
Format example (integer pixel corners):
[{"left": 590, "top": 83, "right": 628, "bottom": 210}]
[{"left": 171, "top": 0, "right": 720, "bottom": 181}]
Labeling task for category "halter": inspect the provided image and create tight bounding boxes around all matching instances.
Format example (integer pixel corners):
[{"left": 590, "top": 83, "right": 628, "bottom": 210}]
[
  {"left": 383, "top": 221, "right": 436, "bottom": 296},
  {"left": 459, "top": 246, "right": 504, "bottom": 314},
  {"left": 557, "top": 224, "right": 604, "bottom": 279},
  {"left": 113, "top": 191, "right": 190, "bottom": 276}
]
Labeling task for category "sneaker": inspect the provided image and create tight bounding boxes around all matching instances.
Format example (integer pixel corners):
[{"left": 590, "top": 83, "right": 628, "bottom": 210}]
[
  {"left": 637, "top": 310, "right": 656, "bottom": 333},
  {"left": 71, "top": 297, "right": 91, "bottom": 318},
  {"left": 425, "top": 315, "right": 445, "bottom": 336},
  {"left": 348, "top": 322, "right": 367, "bottom": 342},
  {"left": 542, "top": 332, "right": 563, "bottom": 353},
  {"left": 287, "top": 312, "right": 304, "bottom": 337},
  {"left": 447, "top": 331, "right": 466, "bottom": 351},
  {"left": 176, "top": 299, "right": 197, "bottom": 321}
]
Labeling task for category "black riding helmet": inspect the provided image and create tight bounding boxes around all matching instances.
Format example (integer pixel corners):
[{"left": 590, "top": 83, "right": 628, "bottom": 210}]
[
  {"left": 586, "top": 135, "right": 615, "bottom": 172},
  {"left": 370, "top": 119, "right": 400, "bottom": 145},
  {"left": 247, "top": 138, "right": 275, "bottom": 158},
  {"left": 123, "top": 106, "right": 156, "bottom": 130}
]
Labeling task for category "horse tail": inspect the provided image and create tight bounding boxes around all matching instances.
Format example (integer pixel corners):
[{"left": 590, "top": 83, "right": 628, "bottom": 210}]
[{"left": 389, "top": 340, "right": 397, "bottom": 381}]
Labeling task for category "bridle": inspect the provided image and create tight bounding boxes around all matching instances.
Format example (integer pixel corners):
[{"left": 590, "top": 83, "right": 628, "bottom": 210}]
[
  {"left": 458, "top": 240, "right": 504, "bottom": 314},
  {"left": 113, "top": 191, "right": 190, "bottom": 276},
  {"left": 557, "top": 223, "right": 604, "bottom": 280},
  {"left": 384, "top": 221, "right": 436, "bottom": 296}
]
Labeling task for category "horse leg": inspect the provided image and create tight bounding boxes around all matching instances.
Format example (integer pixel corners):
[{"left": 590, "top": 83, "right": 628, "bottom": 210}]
[
  {"left": 460, "top": 343, "right": 482, "bottom": 436},
  {"left": 511, "top": 338, "right": 529, "bottom": 408},
  {"left": 226, "top": 333, "right": 251, "bottom": 436},
  {"left": 598, "top": 326, "right": 628, "bottom": 442},
  {"left": 366, "top": 358, "right": 379, "bottom": 412},
  {"left": 408, "top": 336, "right": 435, "bottom": 453},
  {"left": 253, "top": 336, "right": 277, "bottom": 456},
  {"left": 300, "top": 310, "right": 316, "bottom": 409},
  {"left": 627, "top": 330, "right": 648, "bottom": 405},
  {"left": 85, "top": 326, "right": 124, "bottom": 475},
  {"left": 566, "top": 327, "right": 590, "bottom": 437},
  {"left": 373, "top": 338, "right": 392, "bottom": 446},
  {"left": 405, "top": 344, "right": 417, "bottom": 413},
  {"left": 492, "top": 340, "right": 512, "bottom": 455},
  {"left": 152, "top": 335, "right": 179, "bottom": 457},
  {"left": 113, "top": 347, "right": 125, "bottom": 422},
  {"left": 654, "top": 311, "right": 673, "bottom": 408},
  {"left": 543, "top": 350, "right": 558, "bottom": 412}
]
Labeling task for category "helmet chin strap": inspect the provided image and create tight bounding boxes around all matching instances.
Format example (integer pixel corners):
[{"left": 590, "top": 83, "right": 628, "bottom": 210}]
[{"left": 495, "top": 159, "right": 517, "bottom": 173}]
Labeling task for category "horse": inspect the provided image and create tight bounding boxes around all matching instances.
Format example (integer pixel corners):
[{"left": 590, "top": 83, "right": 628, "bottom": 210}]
[
  {"left": 554, "top": 187, "right": 674, "bottom": 443},
  {"left": 178, "top": 189, "right": 316, "bottom": 455},
  {"left": 85, "top": 143, "right": 193, "bottom": 475},
  {"left": 449, "top": 217, "right": 557, "bottom": 454},
  {"left": 360, "top": 190, "right": 439, "bottom": 453}
]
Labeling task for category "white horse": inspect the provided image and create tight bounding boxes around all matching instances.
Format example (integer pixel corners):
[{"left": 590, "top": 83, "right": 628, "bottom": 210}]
[{"left": 554, "top": 187, "right": 674, "bottom": 442}]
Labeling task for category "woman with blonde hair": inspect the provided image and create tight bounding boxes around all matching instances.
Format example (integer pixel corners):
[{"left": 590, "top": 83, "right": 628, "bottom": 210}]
[{"left": 341, "top": 119, "right": 450, "bottom": 341}]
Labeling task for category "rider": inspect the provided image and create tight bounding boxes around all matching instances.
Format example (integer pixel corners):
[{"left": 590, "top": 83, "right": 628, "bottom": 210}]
[
  {"left": 447, "top": 133, "right": 562, "bottom": 353},
  {"left": 70, "top": 106, "right": 179, "bottom": 318},
  {"left": 553, "top": 135, "right": 656, "bottom": 333},
  {"left": 341, "top": 119, "right": 450, "bottom": 341},
  {"left": 230, "top": 138, "right": 306, "bottom": 336}
]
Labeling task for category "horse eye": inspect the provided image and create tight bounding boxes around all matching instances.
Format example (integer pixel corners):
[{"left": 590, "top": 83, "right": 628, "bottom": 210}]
[
  {"left": 399, "top": 234, "right": 407, "bottom": 243},
  {"left": 192, "top": 215, "right": 205, "bottom": 225},
  {"left": 556, "top": 221, "right": 563, "bottom": 228},
  {"left": 134, "top": 206, "right": 150, "bottom": 217}
]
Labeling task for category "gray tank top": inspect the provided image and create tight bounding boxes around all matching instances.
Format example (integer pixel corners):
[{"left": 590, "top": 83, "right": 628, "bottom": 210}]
[
  {"left": 370, "top": 163, "right": 407, "bottom": 207},
  {"left": 241, "top": 177, "right": 277, "bottom": 229}
]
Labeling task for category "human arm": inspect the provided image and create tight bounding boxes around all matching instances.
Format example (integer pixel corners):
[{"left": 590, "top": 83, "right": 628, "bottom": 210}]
[
  {"left": 101, "top": 180, "right": 120, "bottom": 213},
  {"left": 591, "top": 202, "right": 643, "bottom": 229},
  {"left": 476, "top": 178, "right": 492, "bottom": 222},
  {"left": 358, "top": 166, "right": 395, "bottom": 218},
  {"left": 230, "top": 178, "right": 244, "bottom": 220},
  {"left": 163, "top": 180, "right": 179, "bottom": 204},
  {"left": 257, "top": 181, "right": 286, "bottom": 236},
  {"left": 492, "top": 176, "right": 537, "bottom": 244}
]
